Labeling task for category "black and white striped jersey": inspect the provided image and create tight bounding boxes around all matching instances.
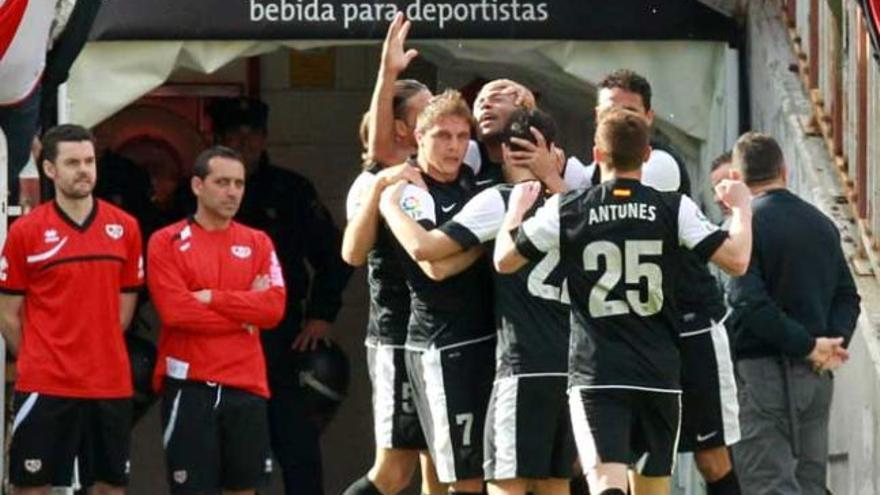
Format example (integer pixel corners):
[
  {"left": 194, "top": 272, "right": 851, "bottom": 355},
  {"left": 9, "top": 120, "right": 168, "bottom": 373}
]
[
  {"left": 515, "top": 178, "right": 728, "bottom": 391},
  {"left": 346, "top": 165, "right": 411, "bottom": 346},
  {"left": 439, "top": 184, "right": 570, "bottom": 377},
  {"left": 392, "top": 169, "right": 494, "bottom": 350}
]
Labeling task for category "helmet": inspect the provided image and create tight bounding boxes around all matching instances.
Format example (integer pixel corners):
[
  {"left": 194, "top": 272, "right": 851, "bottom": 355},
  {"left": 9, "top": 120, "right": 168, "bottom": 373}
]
[
  {"left": 126, "top": 332, "right": 158, "bottom": 424},
  {"left": 291, "top": 339, "right": 351, "bottom": 432}
]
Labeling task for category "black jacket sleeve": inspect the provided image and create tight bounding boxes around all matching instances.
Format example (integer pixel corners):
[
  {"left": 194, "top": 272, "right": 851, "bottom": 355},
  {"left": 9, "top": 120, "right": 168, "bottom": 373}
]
[
  {"left": 301, "top": 182, "right": 353, "bottom": 322},
  {"left": 827, "top": 251, "right": 861, "bottom": 346},
  {"left": 727, "top": 241, "right": 816, "bottom": 358}
]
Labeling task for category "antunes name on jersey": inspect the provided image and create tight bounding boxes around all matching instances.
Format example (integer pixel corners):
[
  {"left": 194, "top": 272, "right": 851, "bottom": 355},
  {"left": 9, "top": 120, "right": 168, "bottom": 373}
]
[{"left": 587, "top": 203, "right": 658, "bottom": 225}]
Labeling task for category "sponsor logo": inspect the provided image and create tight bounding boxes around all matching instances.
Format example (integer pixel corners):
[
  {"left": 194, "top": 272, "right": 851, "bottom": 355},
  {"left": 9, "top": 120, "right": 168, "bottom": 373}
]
[
  {"left": 26, "top": 237, "right": 69, "bottom": 264},
  {"left": 105, "top": 224, "right": 124, "bottom": 240},
  {"left": 179, "top": 242, "right": 191, "bottom": 252},
  {"left": 24, "top": 459, "right": 42, "bottom": 473},
  {"left": 696, "top": 431, "right": 718, "bottom": 443},
  {"left": 173, "top": 470, "right": 188, "bottom": 484},
  {"left": 44, "top": 229, "right": 59, "bottom": 243},
  {"left": 180, "top": 225, "right": 192, "bottom": 241},
  {"left": 231, "top": 245, "right": 252, "bottom": 259},
  {"left": 440, "top": 203, "right": 457, "bottom": 213},
  {"left": 401, "top": 196, "right": 421, "bottom": 215}
]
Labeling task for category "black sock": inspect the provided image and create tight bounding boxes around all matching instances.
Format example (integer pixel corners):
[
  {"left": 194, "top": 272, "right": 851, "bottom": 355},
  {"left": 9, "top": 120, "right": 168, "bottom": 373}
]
[
  {"left": 707, "top": 470, "right": 741, "bottom": 495},
  {"left": 599, "top": 489, "right": 626, "bottom": 495},
  {"left": 342, "top": 475, "right": 382, "bottom": 495}
]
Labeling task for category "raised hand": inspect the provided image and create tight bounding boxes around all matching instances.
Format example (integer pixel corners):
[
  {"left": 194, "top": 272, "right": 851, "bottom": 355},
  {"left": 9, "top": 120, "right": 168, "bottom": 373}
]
[
  {"left": 382, "top": 12, "right": 419, "bottom": 76},
  {"left": 505, "top": 180, "right": 542, "bottom": 225},
  {"left": 714, "top": 179, "right": 752, "bottom": 210}
]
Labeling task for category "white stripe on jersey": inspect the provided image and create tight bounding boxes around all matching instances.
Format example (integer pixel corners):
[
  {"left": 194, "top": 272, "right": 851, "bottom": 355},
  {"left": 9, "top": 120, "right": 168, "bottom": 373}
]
[
  {"left": 677, "top": 196, "right": 721, "bottom": 249},
  {"left": 449, "top": 188, "right": 506, "bottom": 243},
  {"left": 521, "top": 194, "right": 562, "bottom": 254}
]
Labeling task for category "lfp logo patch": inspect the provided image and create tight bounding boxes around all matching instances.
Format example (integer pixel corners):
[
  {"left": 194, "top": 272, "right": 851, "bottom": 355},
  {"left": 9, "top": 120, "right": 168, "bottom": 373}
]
[{"left": 401, "top": 196, "right": 422, "bottom": 220}]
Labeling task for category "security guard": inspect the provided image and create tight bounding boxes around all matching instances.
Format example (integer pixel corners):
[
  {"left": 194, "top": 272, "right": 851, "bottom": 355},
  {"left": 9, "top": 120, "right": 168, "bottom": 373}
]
[{"left": 206, "top": 97, "right": 353, "bottom": 495}]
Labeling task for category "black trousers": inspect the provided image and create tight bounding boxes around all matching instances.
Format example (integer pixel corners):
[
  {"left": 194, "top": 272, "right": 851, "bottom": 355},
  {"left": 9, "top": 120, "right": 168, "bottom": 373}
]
[{"left": 262, "top": 311, "right": 324, "bottom": 495}]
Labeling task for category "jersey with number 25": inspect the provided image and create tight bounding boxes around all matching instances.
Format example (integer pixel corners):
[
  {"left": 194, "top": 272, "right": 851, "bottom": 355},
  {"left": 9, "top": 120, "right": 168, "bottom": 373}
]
[{"left": 515, "top": 178, "right": 727, "bottom": 392}]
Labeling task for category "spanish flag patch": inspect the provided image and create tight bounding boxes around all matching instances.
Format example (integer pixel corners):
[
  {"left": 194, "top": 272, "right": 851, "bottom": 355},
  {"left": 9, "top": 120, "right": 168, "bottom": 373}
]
[{"left": 612, "top": 188, "right": 632, "bottom": 198}]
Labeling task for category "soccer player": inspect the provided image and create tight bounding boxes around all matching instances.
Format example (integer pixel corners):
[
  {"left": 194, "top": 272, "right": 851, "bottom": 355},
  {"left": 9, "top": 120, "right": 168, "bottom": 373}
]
[
  {"left": 340, "top": 14, "right": 452, "bottom": 495},
  {"left": 147, "top": 146, "right": 286, "bottom": 495},
  {"left": 0, "top": 124, "right": 143, "bottom": 495},
  {"left": 493, "top": 109, "right": 753, "bottom": 495},
  {"left": 580, "top": 70, "right": 744, "bottom": 494},
  {"left": 377, "top": 90, "right": 495, "bottom": 495},
  {"left": 380, "top": 107, "right": 575, "bottom": 495}
]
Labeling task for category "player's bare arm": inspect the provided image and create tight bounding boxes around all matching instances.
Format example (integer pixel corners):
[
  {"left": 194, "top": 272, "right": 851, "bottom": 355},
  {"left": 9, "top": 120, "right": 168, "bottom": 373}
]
[
  {"left": 709, "top": 179, "right": 753, "bottom": 275},
  {"left": 342, "top": 163, "right": 425, "bottom": 266},
  {"left": 0, "top": 294, "right": 24, "bottom": 356},
  {"left": 419, "top": 245, "right": 484, "bottom": 281},
  {"left": 367, "top": 13, "right": 418, "bottom": 165},
  {"left": 119, "top": 293, "right": 138, "bottom": 331},
  {"left": 379, "top": 180, "right": 464, "bottom": 261},
  {"left": 494, "top": 181, "right": 541, "bottom": 273}
]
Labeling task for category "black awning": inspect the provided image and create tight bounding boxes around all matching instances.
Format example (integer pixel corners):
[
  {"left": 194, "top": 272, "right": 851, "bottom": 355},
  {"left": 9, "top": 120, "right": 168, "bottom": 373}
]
[{"left": 89, "top": 0, "right": 738, "bottom": 44}]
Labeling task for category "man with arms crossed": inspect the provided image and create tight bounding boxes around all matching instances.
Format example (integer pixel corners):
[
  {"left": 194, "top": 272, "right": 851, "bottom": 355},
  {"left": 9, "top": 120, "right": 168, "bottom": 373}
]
[
  {"left": 494, "top": 109, "right": 753, "bottom": 495},
  {"left": 148, "top": 146, "right": 286, "bottom": 495},
  {"left": 0, "top": 124, "right": 143, "bottom": 494}
]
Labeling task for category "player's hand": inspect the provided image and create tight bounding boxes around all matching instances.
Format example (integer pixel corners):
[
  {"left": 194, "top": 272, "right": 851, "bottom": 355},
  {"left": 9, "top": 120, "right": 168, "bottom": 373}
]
[
  {"left": 192, "top": 289, "right": 212, "bottom": 304},
  {"left": 381, "top": 13, "right": 418, "bottom": 76},
  {"left": 292, "top": 319, "right": 331, "bottom": 351},
  {"left": 505, "top": 181, "right": 542, "bottom": 226},
  {"left": 251, "top": 274, "right": 270, "bottom": 292},
  {"left": 377, "top": 162, "right": 426, "bottom": 190},
  {"left": 504, "top": 128, "right": 560, "bottom": 183},
  {"left": 714, "top": 179, "right": 751, "bottom": 210}
]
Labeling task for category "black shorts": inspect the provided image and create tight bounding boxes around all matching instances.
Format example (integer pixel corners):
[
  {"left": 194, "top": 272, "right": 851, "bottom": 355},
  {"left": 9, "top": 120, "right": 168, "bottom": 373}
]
[
  {"left": 483, "top": 374, "right": 576, "bottom": 481},
  {"left": 367, "top": 343, "right": 427, "bottom": 449},
  {"left": 9, "top": 392, "right": 132, "bottom": 488},
  {"left": 161, "top": 378, "right": 272, "bottom": 494},
  {"left": 679, "top": 318, "right": 740, "bottom": 452},
  {"left": 569, "top": 387, "right": 681, "bottom": 477},
  {"left": 405, "top": 336, "right": 495, "bottom": 483}
]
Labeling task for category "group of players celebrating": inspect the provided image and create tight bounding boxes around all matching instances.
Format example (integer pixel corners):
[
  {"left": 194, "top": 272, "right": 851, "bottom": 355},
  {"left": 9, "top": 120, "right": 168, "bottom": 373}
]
[{"left": 342, "top": 14, "right": 752, "bottom": 495}]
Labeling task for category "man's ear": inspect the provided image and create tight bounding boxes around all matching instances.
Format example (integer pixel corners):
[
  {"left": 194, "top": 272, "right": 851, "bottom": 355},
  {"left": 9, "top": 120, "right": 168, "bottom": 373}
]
[
  {"left": 42, "top": 160, "right": 56, "bottom": 180},
  {"left": 641, "top": 145, "right": 652, "bottom": 163},
  {"left": 728, "top": 167, "right": 742, "bottom": 180},
  {"left": 191, "top": 176, "right": 202, "bottom": 197},
  {"left": 592, "top": 145, "right": 603, "bottom": 165},
  {"left": 780, "top": 162, "right": 788, "bottom": 185},
  {"left": 645, "top": 109, "right": 655, "bottom": 127}
]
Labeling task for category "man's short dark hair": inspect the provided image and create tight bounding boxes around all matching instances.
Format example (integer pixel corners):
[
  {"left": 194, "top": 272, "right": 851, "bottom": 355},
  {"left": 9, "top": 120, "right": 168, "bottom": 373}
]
[
  {"left": 711, "top": 150, "right": 732, "bottom": 172},
  {"left": 595, "top": 108, "right": 650, "bottom": 172},
  {"left": 41, "top": 124, "right": 94, "bottom": 163},
  {"left": 599, "top": 69, "right": 653, "bottom": 111},
  {"left": 193, "top": 146, "right": 245, "bottom": 179},
  {"left": 502, "top": 108, "right": 557, "bottom": 151},
  {"left": 732, "top": 132, "right": 784, "bottom": 186}
]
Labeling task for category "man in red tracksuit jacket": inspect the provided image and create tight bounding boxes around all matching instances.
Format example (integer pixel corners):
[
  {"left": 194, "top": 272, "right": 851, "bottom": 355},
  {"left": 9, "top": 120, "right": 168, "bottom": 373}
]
[{"left": 147, "top": 145, "right": 286, "bottom": 495}]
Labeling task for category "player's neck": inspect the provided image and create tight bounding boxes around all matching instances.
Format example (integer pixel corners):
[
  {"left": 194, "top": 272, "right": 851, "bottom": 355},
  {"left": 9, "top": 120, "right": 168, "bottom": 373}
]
[
  {"left": 193, "top": 208, "right": 233, "bottom": 231},
  {"left": 484, "top": 142, "right": 504, "bottom": 164},
  {"left": 54, "top": 194, "right": 94, "bottom": 226},
  {"left": 420, "top": 162, "right": 458, "bottom": 183},
  {"left": 599, "top": 165, "right": 642, "bottom": 183},
  {"left": 749, "top": 181, "right": 786, "bottom": 196}
]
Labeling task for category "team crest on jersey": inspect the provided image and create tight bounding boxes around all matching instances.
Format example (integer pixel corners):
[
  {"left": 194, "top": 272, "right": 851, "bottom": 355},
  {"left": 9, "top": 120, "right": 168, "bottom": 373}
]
[
  {"left": 173, "top": 470, "right": 187, "bottom": 484},
  {"left": 24, "top": 459, "right": 42, "bottom": 473},
  {"left": 43, "top": 229, "right": 60, "bottom": 243},
  {"left": 231, "top": 245, "right": 252, "bottom": 259},
  {"left": 105, "top": 224, "right": 124, "bottom": 240}
]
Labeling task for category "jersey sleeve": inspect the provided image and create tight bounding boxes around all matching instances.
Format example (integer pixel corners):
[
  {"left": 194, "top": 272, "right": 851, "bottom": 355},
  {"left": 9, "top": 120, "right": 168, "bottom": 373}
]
[
  {"left": 345, "top": 171, "right": 377, "bottom": 221},
  {"left": 0, "top": 225, "right": 29, "bottom": 294},
  {"left": 209, "top": 233, "right": 287, "bottom": 329},
  {"left": 398, "top": 184, "right": 437, "bottom": 228},
  {"left": 563, "top": 156, "right": 593, "bottom": 189},
  {"left": 438, "top": 188, "right": 506, "bottom": 249},
  {"left": 515, "top": 193, "right": 561, "bottom": 260},
  {"left": 678, "top": 195, "right": 728, "bottom": 261},
  {"left": 121, "top": 218, "right": 144, "bottom": 292},
  {"left": 642, "top": 149, "right": 682, "bottom": 193},
  {"left": 463, "top": 139, "right": 482, "bottom": 176}
]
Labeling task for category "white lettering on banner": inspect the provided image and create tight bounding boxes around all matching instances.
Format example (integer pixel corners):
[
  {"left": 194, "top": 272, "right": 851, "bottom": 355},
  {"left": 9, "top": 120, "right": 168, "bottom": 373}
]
[{"left": 250, "top": 0, "right": 550, "bottom": 30}]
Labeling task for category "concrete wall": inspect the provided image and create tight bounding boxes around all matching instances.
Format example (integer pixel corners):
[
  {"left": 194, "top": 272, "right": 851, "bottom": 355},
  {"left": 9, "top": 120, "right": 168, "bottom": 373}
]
[{"left": 746, "top": 2, "right": 880, "bottom": 493}]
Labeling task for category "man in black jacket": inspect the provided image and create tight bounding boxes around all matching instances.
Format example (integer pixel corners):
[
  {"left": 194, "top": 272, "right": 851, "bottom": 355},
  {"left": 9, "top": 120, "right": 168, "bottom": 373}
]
[{"left": 727, "top": 132, "right": 860, "bottom": 495}]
